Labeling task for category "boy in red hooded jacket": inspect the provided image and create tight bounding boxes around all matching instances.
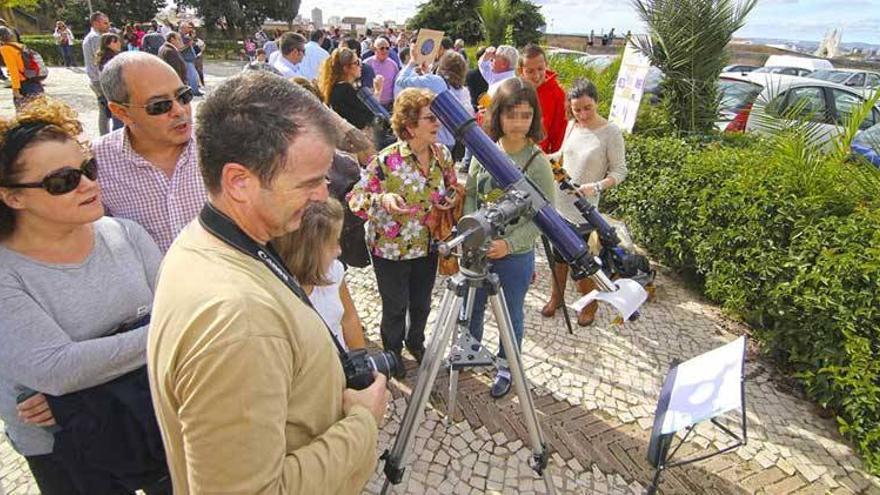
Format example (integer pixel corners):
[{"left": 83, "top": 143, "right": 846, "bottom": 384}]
[{"left": 518, "top": 44, "right": 567, "bottom": 154}]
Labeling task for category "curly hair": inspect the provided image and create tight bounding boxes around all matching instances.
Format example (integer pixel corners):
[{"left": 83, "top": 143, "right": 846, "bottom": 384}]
[
  {"left": 0, "top": 97, "right": 83, "bottom": 239},
  {"left": 390, "top": 88, "right": 434, "bottom": 140},
  {"left": 436, "top": 51, "right": 467, "bottom": 90},
  {"left": 273, "top": 198, "right": 344, "bottom": 287},
  {"left": 317, "top": 47, "right": 359, "bottom": 105}
]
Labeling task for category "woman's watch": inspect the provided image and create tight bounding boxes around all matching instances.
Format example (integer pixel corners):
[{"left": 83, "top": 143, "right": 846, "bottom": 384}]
[{"left": 594, "top": 181, "right": 604, "bottom": 194}]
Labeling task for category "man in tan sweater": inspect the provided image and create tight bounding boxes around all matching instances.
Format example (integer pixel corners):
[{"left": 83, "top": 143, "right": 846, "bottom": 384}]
[{"left": 148, "top": 71, "right": 389, "bottom": 494}]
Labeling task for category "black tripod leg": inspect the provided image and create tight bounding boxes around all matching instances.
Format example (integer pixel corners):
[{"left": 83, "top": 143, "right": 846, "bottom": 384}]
[{"left": 541, "top": 235, "right": 573, "bottom": 335}]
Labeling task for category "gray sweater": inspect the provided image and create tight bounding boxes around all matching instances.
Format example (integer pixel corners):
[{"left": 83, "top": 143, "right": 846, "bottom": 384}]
[{"left": 0, "top": 217, "right": 162, "bottom": 456}]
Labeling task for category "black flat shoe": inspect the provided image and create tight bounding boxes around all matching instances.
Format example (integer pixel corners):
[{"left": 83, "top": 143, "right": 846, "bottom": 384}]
[
  {"left": 490, "top": 374, "right": 512, "bottom": 399},
  {"left": 407, "top": 347, "right": 425, "bottom": 365}
]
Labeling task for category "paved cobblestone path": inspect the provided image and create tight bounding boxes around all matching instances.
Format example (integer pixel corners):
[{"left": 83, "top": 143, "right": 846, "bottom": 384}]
[{"left": 2, "top": 65, "right": 879, "bottom": 495}]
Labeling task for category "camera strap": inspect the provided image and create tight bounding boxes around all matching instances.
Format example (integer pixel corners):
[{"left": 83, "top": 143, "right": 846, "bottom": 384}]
[{"left": 198, "top": 202, "right": 348, "bottom": 357}]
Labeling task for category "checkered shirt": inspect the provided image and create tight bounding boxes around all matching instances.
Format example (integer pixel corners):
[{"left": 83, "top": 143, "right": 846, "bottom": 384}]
[{"left": 92, "top": 129, "right": 207, "bottom": 253}]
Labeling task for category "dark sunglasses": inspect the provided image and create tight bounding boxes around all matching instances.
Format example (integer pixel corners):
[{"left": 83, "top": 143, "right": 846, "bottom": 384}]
[
  {"left": 1, "top": 158, "right": 98, "bottom": 195},
  {"left": 377, "top": 46, "right": 390, "bottom": 51},
  {"left": 117, "top": 87, "right": 194, "bottom": 116}
]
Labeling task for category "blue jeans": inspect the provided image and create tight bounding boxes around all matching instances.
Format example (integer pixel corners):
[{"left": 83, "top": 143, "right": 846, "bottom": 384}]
[
  {"left": 185, "top": 62, "right": 201, "bottom": 94},
  {"left": 56, "top": 44, "right": 74, "bottom": 67},
  {"left": 468, "top": 250, "right": 535, "bottom": 362}
]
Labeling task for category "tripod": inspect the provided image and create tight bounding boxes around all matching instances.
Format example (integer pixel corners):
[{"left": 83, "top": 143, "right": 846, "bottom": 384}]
[{"left": 380, "top": 258, "right": 557, "bottom": 495}]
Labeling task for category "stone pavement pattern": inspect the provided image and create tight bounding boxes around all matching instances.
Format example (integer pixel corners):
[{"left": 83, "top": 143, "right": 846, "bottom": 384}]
[{"left": 1, "top": 65, "right": 879, "bottom": 495}]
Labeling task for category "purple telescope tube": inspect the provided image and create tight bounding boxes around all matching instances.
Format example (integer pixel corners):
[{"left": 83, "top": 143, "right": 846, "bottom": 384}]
[{"left": 431, "top": 90, "right": 605, "bottom": 279}]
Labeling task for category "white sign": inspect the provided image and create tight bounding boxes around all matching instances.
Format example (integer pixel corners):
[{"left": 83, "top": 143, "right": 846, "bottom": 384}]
[
  {"left": 609, "top": 41, "right": 653, "bottom": 133},
  {"left": 661, "top": 336, "right": 746, "bottom": 434}
]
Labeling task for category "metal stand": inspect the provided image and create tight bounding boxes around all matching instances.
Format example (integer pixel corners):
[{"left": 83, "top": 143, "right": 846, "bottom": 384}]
[{"left": 380, "top": 263, "right": 557, "bottom": 495}]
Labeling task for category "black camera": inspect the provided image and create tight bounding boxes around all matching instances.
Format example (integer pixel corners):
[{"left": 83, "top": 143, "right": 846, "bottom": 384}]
[{"left": 342, "top": 348, "right": 403, "bottom": 390}]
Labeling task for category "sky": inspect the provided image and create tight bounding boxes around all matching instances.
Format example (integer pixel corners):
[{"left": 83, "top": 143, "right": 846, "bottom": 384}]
[{"left": 297, "top": 0, "right": 880, "bottom": 46}]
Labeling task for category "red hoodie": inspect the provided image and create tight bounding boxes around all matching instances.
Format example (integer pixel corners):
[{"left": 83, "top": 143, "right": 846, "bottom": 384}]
[{"left": 536, "top": 70, "right": 567, "bottom": 154}]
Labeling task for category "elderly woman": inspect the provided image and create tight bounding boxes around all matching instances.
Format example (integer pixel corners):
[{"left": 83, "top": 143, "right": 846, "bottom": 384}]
[
  {"left": 0, "top": 98, "right": 169, "bottom": 494},
  {"left": 348, "top": 88, "right": 461, "bottom": 376},
  {"left": 395, "top": 50, "right": 473, "bottom": 161},
  {"left": 464, "top": 77, "right": 556, "bottom": 398},
  {"left": 542, "top": 80, "right": 627, "bottom": 326}
]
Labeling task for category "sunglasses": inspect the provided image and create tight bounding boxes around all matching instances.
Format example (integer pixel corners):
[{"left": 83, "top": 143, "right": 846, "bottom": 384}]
[
  {"left": 1, "top": 158, "right": 98, "bottom": 195},
  {"left": 377, "top": 46, "right": 390, "bottom": 51},
  {"left": 348, "top": 59, "right": 361, "bottom": 66},
  {"left": 117, "top": 87, "right": 194, "bottom": 116},
  {"left": 419, "top": 115, "right": 439, "bottom": 123}
]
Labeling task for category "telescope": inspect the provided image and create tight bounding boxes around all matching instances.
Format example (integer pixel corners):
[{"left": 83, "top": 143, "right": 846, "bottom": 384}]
[
  {"left": 356, "top": 85, "right": 391, "bottom": 123},
  {"left": 430, "top": 90, "right": 616, "bottom": 291}
]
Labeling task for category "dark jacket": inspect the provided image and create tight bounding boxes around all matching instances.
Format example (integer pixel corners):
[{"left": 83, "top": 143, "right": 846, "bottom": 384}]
[
  {"left": 158, "top": 42, "right": 186, "bottom": 83},
  {"left": 466, "top": 68, "right": 488, "bottom": 111},
  {"left": 330, "top": 81, "right": 374, "bottom": 130},
  {"left": 46, "top": 366, "right": 169, "bottom": 493}
]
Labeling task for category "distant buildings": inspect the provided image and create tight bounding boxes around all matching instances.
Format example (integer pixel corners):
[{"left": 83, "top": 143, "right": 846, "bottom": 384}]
[{"left": 311, "top": 7, "right": 323, "bottom": 30}]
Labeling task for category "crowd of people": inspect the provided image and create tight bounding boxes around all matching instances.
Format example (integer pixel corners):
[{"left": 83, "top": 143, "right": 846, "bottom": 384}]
[{"left": 0, "top": 18, "right": 628, "bottom": 494}]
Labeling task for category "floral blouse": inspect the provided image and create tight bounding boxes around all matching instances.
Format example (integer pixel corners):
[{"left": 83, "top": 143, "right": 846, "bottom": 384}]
[{"left": 348, "top": 140, "right": 457, "bottom": 261}]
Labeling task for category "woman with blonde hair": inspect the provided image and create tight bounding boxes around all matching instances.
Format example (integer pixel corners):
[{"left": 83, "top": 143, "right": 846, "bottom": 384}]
[
  {"left": 273, "top": 198, "right": 366, "bottom": 350},
  {"left": 318, "top": 46, "right": 383, "bottom": 131},
  {"left": 348, "top": 88, "right": 461, "bottom": 375}
]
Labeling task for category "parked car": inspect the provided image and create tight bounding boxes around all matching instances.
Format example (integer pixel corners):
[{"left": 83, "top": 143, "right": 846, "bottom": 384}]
[
  {"left": 805, "top": 69, "right": 880, "bottom": 97},
  {"left": 716, "top": 73, "right": 880, "bottom": 148},
  {"left": 752, "top": 66, "right": 813, "bottom": 77},
  {"left": 546, "top": 47, "right": 592, "bottom": 62},
  {"left": 763, "top": 55, "right": 833, "bottom": 72},
  {"left": 722, "top": 64, "right": 760, "bottom": 73},
  {"left": 852, "top": 122, "right": 880, "bottom": 167}
]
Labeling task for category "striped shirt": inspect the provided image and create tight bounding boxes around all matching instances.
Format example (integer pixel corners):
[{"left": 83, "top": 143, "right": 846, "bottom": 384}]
[{"left": 92, "top": 128, "right": 207, "bottom": 252}]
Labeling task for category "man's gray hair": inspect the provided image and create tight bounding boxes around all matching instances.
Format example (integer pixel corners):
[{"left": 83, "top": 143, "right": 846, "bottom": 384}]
[
  {"left": 197, "top": 71, "right": 340, "bottom": 194},
  {"left": 495, "top": 45, "right": 519, "bottom": 69},
  {"left": 100, "top": 51, "right": 168, "bottom": 104}
]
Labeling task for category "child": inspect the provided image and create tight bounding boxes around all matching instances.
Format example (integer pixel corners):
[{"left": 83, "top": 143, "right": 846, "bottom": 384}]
[
  {"left": 274, "top": 198, "right": 367, "bottom": 350},
  {"left": 463, "top": 77, "right": 556, "bottom": 398}
]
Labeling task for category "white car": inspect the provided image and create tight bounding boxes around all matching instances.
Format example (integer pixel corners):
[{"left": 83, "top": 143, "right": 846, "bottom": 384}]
[
  {"left": 805, "top": 69, "right": 880, "bottom": 98},
  {"left": 717, "top": 72, "right": 880, "bottom": 147}
]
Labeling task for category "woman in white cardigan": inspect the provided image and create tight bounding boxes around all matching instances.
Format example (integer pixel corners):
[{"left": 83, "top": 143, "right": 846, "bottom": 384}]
[{"left": 542, "top": 79, "right": 628, "bottom": 326}]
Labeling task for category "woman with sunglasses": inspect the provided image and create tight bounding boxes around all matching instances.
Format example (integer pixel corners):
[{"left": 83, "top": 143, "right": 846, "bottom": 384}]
[
  {"left": 318, "top": 46, "right": 383, "bottom": 132},
  {"left": 0, "top": 98, "right": 168, "bottom": 494},
  {"left": 348, "top": 88, "right": 461, "bottom": 376}
]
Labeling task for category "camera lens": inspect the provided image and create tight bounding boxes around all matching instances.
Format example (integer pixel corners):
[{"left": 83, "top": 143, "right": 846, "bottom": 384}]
[{"left": 367, "top": 351, "right": 404, "bottom": 379}]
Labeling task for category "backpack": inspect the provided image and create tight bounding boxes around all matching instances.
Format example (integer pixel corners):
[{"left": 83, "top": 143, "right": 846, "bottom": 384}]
[
  {"left": 11, "top": 44, "right": 48, "bottom": 82},
  {"left": 328, "top": 152, "right": 371, "bottom": 268}
]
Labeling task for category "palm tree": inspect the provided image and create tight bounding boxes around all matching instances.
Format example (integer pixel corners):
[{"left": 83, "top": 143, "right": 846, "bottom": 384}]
[
  {"left": 478, "top": 0, "right": 510, "bottom": 47},
  {"left": 630, "top": 0, "right": 758, "bottom": 135}
]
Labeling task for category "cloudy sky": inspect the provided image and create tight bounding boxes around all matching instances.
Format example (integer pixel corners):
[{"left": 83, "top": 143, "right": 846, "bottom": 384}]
[{"left": 298, "top": 0, "right": 880, "bottom": 45}]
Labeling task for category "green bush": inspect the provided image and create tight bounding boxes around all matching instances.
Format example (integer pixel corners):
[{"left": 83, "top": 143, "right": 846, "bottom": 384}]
[
  {"left": 19, "top": 38, "right": 85, "bottom": 66},
  {"left": 605, "top": 135, "right": 880, "bottom": 474}
]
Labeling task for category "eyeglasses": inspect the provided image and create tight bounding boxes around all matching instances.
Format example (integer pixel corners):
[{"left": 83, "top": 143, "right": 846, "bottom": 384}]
[
  {"left": 1, "top": 158, "right": 98, "bottom": 195},
  {"left": 377, "top": 46, "right": 390, "bottom": 51},
  {"left": 347, "top": 59, "right": 361, "bottom": 66},
  {"left": 116, "top": 87, "right": 194, "bottom": 116},
  {"left": 419, "top": 115, "right": 439, "bottom": 123}
]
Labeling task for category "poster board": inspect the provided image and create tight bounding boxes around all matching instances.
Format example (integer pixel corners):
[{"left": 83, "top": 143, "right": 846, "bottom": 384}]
[
  {"left": 413, "top": 28, "right": 444, "bottom": 66},
  {"left": 609, "top": 41, "right": 653, "bottom": 133}
]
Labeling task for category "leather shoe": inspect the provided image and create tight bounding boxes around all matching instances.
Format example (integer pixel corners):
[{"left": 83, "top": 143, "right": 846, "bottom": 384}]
[
  {"left": 391, "top": 352, "right": 406, "bottom": 379},
  {"left": 407, "top": 346, "right": 425, "bottom": 365},
  {"left": 489, "top": 374, "right": 512, "bottom": 399}
]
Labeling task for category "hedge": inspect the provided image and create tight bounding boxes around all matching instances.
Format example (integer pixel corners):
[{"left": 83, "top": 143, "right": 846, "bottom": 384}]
[
  {"left": 604, "top": 135, "right": 880, "bottom": 474},
  {"left": 15, "top": 36, "right": 244, "bottom": 67}
]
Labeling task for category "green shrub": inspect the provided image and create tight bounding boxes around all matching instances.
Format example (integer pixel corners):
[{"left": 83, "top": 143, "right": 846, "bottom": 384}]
[
  {"left": 606, "top": 134, "right": 880, "bottom": 474},
  {"left": 18, "top": 39, "right": 85, "bottom": 66}
]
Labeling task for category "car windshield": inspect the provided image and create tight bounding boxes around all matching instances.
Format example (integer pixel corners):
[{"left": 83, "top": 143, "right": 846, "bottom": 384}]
[
  {"left": 718, "top": 78, "right": 763, "bottom": 114},
  {"left": 754, "top": 67, "right": 782, "bottom": 74},
  {"left": 809, "top": 70, "right": 851, "bottom": 84}
]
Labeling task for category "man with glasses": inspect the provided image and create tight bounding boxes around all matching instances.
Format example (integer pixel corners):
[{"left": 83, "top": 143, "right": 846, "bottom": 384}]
[
  {"left": 93, "top": 52, "right": 206, "bottom": 252},
  {"left": 364, "top": 37, "right": 399, "bottom": 111},
  {"left": 272, "top": 32, "right": 306, "bottom": 78}
]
